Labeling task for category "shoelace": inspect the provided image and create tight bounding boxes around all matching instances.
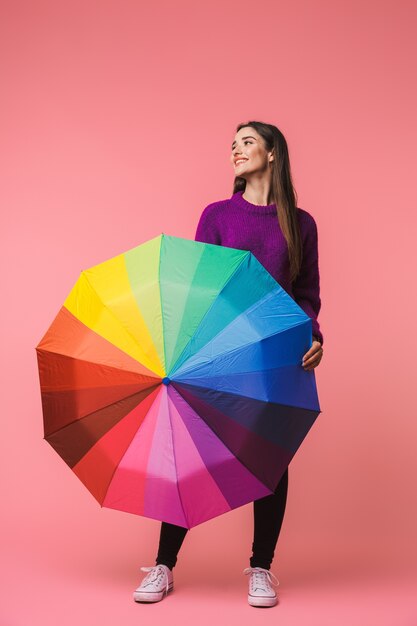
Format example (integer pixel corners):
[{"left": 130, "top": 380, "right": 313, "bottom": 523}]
[
  {"left": 243, "top": 567, "right": 280, "bottom": 593},
  {"left": 139, "top": 565, "right": 170, "bottom": 595}
]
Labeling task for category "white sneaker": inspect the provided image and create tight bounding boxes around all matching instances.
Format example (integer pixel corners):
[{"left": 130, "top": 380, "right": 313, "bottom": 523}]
[
  {"left": 243, "top": 566, "right": 280, "bottom": 607},
  {"left": 133, "top": 564, "right": 174, "bottom": 603}
]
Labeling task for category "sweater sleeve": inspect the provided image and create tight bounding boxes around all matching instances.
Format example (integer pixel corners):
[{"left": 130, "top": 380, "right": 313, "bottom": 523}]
[
  {"left": 194, "top": 204, "right": 221, "bottom": 245},
  {"left": 292, "top": 213, "right": 324, "bottom": 346}
]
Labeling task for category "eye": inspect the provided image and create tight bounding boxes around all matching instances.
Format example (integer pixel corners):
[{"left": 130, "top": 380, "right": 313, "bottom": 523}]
[{"left": 232, "top": 140, "right": 253, "bottom": 151}]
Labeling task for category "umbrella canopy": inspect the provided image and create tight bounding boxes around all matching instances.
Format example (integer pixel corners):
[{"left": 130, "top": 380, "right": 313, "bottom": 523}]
[{"left": 35, "top": 234, "right": 321, "bottom": 529}]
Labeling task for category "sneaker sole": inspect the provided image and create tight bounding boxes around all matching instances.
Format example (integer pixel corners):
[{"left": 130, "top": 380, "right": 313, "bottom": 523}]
[
  {"left": 248, "top": 593, "right": 277, "bottom": 608},
  {"left": 133, "top": 583, "right": 174, "bottom": 603}
]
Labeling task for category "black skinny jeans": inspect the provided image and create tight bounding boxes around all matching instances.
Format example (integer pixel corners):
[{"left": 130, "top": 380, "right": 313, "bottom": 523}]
[{"left": 155, "top": 467, "right": 288, "bottom": 571}]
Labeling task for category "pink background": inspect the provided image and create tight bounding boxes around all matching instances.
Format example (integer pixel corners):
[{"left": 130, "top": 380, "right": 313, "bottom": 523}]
[{"left": 1, "top": 1, "right": 416, "bottom": 624}]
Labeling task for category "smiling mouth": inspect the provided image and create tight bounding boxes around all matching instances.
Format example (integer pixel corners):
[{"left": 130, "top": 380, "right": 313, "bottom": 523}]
[{"left": 235, "top": 159, "right": 248, "bottom": 166}]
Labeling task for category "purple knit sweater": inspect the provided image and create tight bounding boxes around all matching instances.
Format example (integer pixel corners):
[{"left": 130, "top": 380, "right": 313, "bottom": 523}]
[{"left": 194, "top": 190, "right": 323, "bottom": 345}]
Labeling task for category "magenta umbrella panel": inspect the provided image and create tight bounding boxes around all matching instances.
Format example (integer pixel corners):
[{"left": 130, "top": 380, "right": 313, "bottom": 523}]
[{"left": 35, "top": 234, "right": 321, "bottom": 529}]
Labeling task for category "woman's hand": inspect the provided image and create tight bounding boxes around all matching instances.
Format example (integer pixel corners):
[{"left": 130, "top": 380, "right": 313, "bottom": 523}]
[{"left": 302, "top": 337, "right": 323, "bottom": 370}]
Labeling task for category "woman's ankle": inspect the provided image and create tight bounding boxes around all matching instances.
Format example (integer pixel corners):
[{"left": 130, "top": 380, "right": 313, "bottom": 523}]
[{"left": 156, "top": 561, "right": 173, "bottom": 571}]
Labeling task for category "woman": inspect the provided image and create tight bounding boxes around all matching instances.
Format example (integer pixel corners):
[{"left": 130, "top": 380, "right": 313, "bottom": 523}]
[{"left": 133, "top": 120, "right": 324, "bottom": 608}]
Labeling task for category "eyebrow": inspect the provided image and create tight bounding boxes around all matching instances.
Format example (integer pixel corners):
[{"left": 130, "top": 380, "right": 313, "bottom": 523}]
[{"left": 231, "top": 135, "right": 257, "bottom": 149}]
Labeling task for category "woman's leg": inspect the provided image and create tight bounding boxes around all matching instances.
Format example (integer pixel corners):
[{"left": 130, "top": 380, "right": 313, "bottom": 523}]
[
  {"left": 155, "top": 521, "right": 189, "bottom": 570},
  {"left": 250, "top": 467, "right": 289, "bottom": 570}
]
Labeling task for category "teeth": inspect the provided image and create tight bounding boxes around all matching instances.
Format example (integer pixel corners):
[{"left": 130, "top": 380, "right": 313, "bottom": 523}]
[{"left": 235, "top": 159, "right": 247, "bottom": 165}]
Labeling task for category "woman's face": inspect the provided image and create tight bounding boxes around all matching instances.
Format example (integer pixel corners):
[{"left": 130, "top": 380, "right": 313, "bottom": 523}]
[{"left": 230, "top": 127, "right": 273, "bottom": 178}]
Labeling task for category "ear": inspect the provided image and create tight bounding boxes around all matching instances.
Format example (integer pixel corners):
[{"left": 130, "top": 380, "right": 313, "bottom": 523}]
[{"left": 268, "top": 148, "right": 274, "bottom": 162}]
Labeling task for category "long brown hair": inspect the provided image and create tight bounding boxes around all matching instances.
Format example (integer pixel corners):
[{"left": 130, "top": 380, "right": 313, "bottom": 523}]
[{"left": 232, "top": 121, "right": 302, "bottom": 283}]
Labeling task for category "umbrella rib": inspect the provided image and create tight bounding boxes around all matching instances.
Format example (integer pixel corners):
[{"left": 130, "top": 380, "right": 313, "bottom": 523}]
[
  {"left": 173, "top": 376, "right": 319, "bottom": 412},
  {"left": 36, "top": 349, "right": 162, "bottom": 390},
  {"left": 82, "top": 272, "right": 164, "bottom": 377},
  {"left": 168, "top": 252, "right": 252, "bottom": 374},
  {"left": 174, "top": 318, "right": 311, "bottom": 378},
  {"left": 173, "top": 381, "right": 319, "bottom": 422},
  {"left": 166, "top": 391, "right": 189, "bottom": 529},
  {"left": 43, "top": 384, "right": 160, "bottom": 439},
  {"left": 170, "top": 385, "right": 272, "bottom": 491},
  {"left": 170, "top": 279, "right": 308, "bottom": 377},
  {"left": 98, "top": 393, "right": 159, "bottom": 508},
  {"left": 158, "top": 242, "right": 167, "bottom": 375}
]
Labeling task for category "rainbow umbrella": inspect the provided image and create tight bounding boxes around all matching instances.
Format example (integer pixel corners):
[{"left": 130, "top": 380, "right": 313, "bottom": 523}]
[{"left": 35, "top": 234, "right": 321, "bottom": 529}]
